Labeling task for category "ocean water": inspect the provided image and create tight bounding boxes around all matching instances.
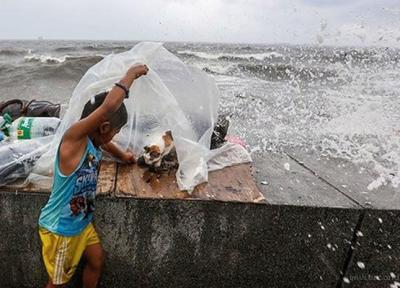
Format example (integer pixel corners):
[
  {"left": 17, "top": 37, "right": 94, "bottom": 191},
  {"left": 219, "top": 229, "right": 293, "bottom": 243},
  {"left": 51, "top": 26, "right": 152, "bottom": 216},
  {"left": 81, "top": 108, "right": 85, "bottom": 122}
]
[{"left": 0, "top": 40, "right": 399, "bottom": 188}]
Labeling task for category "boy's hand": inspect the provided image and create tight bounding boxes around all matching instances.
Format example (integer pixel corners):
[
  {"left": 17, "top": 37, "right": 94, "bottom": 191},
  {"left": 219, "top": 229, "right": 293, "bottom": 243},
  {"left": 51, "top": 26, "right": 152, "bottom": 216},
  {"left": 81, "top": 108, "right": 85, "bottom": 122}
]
[
  {"left": 127, "top": 64, "right": 149, "bottom": 80},
  {"left": 101, "top": 142, "right": 135, "bottom": 164},
  {"left": 120, "top": 150, "right": 136, "bottom": 164}
]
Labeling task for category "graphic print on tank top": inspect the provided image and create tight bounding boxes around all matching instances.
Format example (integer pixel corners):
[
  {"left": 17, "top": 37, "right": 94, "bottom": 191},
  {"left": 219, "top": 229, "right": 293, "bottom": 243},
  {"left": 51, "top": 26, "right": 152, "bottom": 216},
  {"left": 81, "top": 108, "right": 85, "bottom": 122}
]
[{"left": 69, "top": 152, "right": 99, "bottom": 219}]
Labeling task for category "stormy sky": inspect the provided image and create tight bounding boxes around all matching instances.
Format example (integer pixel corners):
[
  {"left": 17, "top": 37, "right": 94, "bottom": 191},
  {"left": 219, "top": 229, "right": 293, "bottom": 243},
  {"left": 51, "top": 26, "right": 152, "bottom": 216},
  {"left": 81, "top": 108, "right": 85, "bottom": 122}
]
[{"left": 1, "top": 0, "right": 399, "bottom": 46}]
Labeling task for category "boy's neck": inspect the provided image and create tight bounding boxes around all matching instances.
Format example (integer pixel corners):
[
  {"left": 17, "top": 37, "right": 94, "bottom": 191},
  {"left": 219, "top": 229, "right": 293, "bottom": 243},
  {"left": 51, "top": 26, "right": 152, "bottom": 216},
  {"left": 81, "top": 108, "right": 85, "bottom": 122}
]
[{"left": 88, "top": 133, "right": 101, "bottom": 148}]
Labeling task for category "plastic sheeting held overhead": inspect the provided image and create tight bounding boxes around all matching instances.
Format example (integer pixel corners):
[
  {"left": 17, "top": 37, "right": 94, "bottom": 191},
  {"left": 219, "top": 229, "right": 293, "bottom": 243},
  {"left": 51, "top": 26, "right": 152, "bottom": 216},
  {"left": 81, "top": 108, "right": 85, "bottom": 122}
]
[{"left": 32, "top": 42, "right": 251, "bottom": 192}]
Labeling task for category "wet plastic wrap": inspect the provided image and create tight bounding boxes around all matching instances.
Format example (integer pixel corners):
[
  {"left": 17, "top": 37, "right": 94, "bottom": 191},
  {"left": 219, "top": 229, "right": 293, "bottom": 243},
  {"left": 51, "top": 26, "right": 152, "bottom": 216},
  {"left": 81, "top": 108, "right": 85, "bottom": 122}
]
[
  {"left": 0, "top": 136, "right": 53, "bottom": 186},
  {"left": 31, "top": 42, "right": 251, "bottom": 191}
]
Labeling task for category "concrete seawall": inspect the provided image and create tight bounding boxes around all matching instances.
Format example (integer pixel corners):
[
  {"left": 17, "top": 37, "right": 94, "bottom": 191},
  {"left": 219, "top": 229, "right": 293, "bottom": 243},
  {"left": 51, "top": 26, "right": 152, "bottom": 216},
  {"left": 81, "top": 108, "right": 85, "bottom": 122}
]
[{"left": 1, "top": 191, "right": 399, "bottom": 287}]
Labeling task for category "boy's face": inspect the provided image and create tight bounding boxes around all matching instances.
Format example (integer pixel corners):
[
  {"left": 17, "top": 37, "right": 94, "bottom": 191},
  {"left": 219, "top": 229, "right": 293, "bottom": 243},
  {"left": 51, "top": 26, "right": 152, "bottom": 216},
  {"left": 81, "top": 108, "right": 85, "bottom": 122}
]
[{"left": 101, "top": 128, "right": 120, "bottom": 144}]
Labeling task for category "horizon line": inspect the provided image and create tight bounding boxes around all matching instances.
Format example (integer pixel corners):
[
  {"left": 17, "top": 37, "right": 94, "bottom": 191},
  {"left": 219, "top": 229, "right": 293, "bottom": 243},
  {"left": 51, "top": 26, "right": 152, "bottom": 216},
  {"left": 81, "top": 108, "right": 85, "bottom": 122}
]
[{"left": 0, "top": 38, "right": 396, "bottom": 49}]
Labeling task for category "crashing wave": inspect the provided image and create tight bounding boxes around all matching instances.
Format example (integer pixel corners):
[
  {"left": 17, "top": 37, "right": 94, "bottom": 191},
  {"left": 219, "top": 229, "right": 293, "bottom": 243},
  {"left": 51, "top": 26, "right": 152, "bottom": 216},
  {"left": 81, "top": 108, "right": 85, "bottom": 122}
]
[
  {"left": 24, "top": 54, "right": 104, "bottom": 65},
  {"left": 18, "top": 55, "right": 104, "bottom": 80},
  {"left": 229, "top": 63, "right": 337, "bottom": 81},
  {"left": 24, "top": 54, "right": 67, "bottom": 64}
]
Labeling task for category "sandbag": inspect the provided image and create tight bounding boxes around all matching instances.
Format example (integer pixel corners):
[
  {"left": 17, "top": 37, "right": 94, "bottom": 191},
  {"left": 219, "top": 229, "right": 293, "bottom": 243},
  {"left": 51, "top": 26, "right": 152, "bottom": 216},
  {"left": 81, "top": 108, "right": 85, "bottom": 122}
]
[{"left": 32, "top": 42, "right": 251, "bottom": 191}]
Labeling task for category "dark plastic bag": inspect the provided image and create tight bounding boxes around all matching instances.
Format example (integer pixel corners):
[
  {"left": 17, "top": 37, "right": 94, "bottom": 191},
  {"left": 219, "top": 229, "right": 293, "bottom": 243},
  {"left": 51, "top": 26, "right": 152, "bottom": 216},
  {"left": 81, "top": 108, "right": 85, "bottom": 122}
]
[
  {"left": 22, "top": 100, "right": 61, "bottom": 118},
  {"left": 0, "top": 99, "right": 60, "bottom": 120},
  {"left": 0, "top": 99, "right": 26, "bottom": 120},
  {"left": 210, "top": 114, "right": 230, "bottom": 150}
]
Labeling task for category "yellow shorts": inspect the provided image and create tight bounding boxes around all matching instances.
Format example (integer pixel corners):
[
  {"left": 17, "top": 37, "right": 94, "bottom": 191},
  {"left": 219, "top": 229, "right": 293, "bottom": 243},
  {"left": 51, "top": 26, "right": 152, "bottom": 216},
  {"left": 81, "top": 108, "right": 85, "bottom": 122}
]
[{"left": 38, "top": 223, "right": 100, "bottom": 285}]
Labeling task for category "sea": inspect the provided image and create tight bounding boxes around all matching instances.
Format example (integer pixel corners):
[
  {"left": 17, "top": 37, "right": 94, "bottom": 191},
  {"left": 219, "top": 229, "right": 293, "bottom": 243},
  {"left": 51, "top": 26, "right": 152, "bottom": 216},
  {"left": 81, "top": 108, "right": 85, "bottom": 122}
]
[{"left": 0, "top": 40, "right": 399, "bottom": 188}]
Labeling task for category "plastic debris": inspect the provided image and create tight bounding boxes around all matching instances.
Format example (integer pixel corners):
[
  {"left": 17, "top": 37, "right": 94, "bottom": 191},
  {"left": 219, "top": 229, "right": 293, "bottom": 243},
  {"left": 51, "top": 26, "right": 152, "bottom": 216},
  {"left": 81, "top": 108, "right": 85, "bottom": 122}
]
[
  {"left": 0, "top": 136, "right": 53, "bottom": 186},
  {"left": 8, "top": 117, "right": 60, "bottom": 140}
]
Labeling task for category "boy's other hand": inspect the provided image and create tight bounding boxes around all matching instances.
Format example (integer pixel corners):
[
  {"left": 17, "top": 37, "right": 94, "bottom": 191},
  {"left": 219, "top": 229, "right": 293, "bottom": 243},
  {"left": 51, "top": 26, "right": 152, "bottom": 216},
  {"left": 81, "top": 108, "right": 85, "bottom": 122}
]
[
  {"left": 101, "top": 142, "right": 135, "bottom": 164},
  {"left": 127, "top": 64, "right": 149, "bottom": 80},
  {"left": 121, "top": 150, "right": 136, "bottom": 164}
]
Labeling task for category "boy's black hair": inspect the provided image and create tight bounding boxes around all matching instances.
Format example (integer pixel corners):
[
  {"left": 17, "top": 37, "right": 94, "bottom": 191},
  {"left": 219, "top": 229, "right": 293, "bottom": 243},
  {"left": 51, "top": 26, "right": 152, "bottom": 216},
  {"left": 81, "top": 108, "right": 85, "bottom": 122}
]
[{"left": 81, "top": 91, "right": 128, "bottom": 130}]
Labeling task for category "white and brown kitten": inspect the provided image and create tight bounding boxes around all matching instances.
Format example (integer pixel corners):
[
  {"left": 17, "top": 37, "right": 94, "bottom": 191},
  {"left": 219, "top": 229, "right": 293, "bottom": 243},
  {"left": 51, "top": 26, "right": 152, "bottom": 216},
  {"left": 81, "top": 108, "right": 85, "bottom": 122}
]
[{"left": 142, "top": 130, "right": 176, "bottom": 168}]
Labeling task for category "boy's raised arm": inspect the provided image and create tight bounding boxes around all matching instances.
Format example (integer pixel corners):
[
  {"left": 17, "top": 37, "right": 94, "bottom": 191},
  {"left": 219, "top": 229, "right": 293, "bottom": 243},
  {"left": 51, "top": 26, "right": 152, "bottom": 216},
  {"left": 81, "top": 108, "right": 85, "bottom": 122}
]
[{"left": 64, "top": 64, "right": 148, "bottom": 141}]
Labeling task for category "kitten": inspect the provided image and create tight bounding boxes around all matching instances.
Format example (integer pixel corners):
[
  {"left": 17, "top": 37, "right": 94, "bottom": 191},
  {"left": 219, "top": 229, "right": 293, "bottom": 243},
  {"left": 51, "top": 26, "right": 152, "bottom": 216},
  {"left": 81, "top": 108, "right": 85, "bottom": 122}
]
[
  {"left": 140, "top": 130, "right": 177, "bottom": 170},
  {"left": 138, "top": 112, "right": 231, "bottom": 172}
]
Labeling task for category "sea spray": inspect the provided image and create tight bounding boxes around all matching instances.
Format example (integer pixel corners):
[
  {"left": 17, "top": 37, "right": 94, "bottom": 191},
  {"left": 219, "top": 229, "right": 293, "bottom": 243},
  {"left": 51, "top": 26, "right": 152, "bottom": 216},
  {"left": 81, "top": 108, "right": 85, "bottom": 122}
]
[{"left": 0, "top": 40, "right": 398, "bottom": 189}]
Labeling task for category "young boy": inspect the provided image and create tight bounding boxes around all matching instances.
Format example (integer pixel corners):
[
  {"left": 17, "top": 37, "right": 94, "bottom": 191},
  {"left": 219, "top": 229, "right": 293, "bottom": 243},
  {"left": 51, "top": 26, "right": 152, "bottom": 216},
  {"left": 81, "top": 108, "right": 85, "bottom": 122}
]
[{"left": 38, "top": 64, "right": 149, "bottom": 288}]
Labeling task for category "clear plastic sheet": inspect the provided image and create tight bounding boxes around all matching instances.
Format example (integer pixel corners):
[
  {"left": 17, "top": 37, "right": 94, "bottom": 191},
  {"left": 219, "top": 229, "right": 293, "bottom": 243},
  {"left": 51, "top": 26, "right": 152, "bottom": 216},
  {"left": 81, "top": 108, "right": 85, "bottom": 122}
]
[
  {"left": 31, "top": 42, "right": 251, "bottom": 191},
  {"left": 0, "top": 136, "right": 53, "bottom": 186}
]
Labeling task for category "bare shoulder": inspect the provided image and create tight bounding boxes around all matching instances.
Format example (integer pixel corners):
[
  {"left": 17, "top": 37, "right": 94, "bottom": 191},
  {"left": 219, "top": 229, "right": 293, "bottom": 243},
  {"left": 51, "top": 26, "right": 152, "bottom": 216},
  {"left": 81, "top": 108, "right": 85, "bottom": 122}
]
[{"left": 58, "top": 132, "right": 88, "bottom": 176}]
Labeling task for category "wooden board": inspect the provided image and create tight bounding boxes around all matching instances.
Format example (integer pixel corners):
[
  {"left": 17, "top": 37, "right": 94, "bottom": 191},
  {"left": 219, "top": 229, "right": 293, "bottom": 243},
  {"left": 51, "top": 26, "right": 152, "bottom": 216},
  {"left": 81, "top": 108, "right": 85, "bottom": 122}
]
[
  {"left": 3, "top": 160, "right": 117, "bottom": 196},
  {"left": 116, "top": 164, "right": 188, "bottom": 199},
  {"left": 2, "top": 180, "right": 51, "bottom": 193},
  {"left": 192, "top": 164, "right": 266, "bottom": 202},
  {"left": 3, "top": 161, "right": 266, "bottom": 204},
  {"left": 116, "top": 163, "right": 266, "bottom": 203},
  {"left": 96, "top": 161, "right": 117, "bottom": 196}
]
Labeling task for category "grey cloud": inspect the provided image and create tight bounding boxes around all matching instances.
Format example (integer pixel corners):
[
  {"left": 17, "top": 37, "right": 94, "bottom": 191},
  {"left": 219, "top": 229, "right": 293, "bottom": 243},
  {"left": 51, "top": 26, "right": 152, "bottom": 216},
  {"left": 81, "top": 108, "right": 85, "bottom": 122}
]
[{"left": 0, "top": 0, "right": 398, "bottom": 46}]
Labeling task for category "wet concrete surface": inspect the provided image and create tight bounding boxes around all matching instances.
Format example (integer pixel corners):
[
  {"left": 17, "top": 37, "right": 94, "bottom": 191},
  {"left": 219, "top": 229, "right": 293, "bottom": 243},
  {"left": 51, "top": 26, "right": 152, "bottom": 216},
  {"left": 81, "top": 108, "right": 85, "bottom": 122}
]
[
  {"left": 342, "top": 210, "right": 400, "bottom": 288},
  {"left": 285, "top": 149, "right": 399, "bottom": 210},
  {"left": 252, "top": 152, "right": 361, "bottom": 208},
  {"left": 1, "top": 150, "right": 399, "bottom": 287},
  {"left": 253, "top": 150, "right": 399, "bottom": 210},
  {"left": 0, "top": 191, "right": 361, "bottom": 288}
]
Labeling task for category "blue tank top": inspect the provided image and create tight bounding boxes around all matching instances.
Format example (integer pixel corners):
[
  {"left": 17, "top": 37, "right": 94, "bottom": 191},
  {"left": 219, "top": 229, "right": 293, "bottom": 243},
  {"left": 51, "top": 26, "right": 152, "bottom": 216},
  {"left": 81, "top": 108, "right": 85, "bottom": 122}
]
[{"left": 39, "top": 138, "right": 102, "bottom": 236}]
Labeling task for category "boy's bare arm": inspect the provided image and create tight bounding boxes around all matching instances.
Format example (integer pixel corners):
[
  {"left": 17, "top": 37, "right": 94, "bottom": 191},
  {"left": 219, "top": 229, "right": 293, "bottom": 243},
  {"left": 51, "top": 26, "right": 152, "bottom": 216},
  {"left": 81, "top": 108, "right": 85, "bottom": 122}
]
[
  {"left": 102, "top": 142, "right": 135, "bottom": 163},
  {"left": 64, "top": 64, "right": 148, "bottom": 142},
  {"left": 58, "top": 64, "right": 148, "bottom": 175}
]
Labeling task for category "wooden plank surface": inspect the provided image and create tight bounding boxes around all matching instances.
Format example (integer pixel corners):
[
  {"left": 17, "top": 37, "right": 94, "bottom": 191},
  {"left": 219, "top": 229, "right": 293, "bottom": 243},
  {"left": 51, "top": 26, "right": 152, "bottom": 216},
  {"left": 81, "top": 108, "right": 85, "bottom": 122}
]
[
  {"left": 116, "top": 163, "right": 266, "bottom": 203},
  {"left": 3, "top": 180, "right": 51, "bottom": 193},
  {"left": 96, "top": 161, "right": 117, "bottom": 196},
  {"left": 3, "top": 161, "right": 265, "bottom": 204},
  {"left": 116, "top": 164, "right": 189, "bottom": 199},
  {"left": 192, "top": 164, "right": 266, "bottom": 202},
  {"left": 4, "top": 160, "right": 117, "bottom": 196}
]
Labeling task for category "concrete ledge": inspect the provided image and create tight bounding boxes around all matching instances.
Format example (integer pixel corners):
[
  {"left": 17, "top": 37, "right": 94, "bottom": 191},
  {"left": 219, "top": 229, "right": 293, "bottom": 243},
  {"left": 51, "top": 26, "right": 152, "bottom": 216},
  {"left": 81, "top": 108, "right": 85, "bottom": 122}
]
[
  {"left": 343, "top": 210, "right": 400, "bottom": 287},
  {"left": 0, "top": 191, "right": 363, "bottom": 288}
]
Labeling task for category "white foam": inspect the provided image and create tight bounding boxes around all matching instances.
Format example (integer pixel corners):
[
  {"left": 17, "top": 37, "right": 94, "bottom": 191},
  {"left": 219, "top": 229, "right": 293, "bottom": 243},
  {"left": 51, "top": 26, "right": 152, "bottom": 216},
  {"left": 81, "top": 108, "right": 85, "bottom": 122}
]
[
  {"left": 390, "top": 281, "right": 400, "bottom": 288},
  {"left": 320, "top": 102, "right": 395, "bottom": 136},
  {"left": 24, "top": 54, "right": 67, "bottom": 64},
  {"left": 367, "top": 176, "right": 387, "bottom": 191},
  {"left": 23, "top": 54, "right": 104, "bottom": 64},
  {"left": 357, "top": 261, "right": 365, "bottom": 269},
  {"left": 314, "top": 93, "right": 400, "bottom": 189}
]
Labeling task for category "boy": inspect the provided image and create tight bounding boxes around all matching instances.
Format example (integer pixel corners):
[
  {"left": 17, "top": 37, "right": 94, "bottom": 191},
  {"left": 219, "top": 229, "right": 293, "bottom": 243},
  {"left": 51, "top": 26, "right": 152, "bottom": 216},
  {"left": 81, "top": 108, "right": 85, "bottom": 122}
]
[{"left": 38, "top": 64, "right": 149, "bottom": 288}]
